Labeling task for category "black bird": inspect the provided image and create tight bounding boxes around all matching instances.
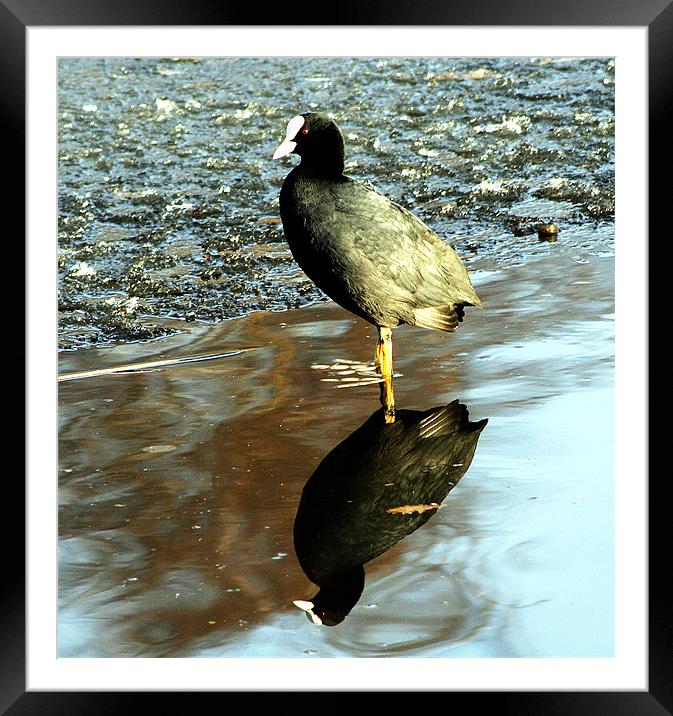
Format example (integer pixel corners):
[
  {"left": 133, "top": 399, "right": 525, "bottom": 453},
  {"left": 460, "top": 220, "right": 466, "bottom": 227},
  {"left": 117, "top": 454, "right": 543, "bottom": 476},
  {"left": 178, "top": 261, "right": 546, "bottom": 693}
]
[
  {"left": 292, "top": 400, "right": 488, "bottom": 626},
  {"left": 274, "top": 112, "right": 483, "bottom": 422}
]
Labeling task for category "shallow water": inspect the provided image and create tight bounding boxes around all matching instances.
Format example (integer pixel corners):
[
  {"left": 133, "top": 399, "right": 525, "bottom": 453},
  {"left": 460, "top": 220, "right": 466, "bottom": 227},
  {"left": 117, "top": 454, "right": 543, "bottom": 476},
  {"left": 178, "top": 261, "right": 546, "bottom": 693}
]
[
  {"left": 58, "top": 243, "right": 614, "bottom": 657},
  {"left": 58, "top": 56, "right": 614, "bottom": 349}
]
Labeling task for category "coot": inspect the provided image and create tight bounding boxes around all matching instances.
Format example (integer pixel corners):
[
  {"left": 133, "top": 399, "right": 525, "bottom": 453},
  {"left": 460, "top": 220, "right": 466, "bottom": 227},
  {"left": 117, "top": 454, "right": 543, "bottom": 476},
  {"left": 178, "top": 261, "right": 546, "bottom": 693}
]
[
  {"left": 274, "top": 113, "right": 483, "bottom": 422},
  {"left": 292, "top": 400, "right": 488, "bottom": 625}
]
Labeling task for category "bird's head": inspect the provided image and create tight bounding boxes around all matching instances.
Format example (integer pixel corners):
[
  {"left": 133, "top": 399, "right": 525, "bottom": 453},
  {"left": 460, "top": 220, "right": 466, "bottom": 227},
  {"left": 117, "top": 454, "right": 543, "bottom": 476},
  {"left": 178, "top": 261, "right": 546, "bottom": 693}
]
[
  {"left": 292, "top": 597, "right": 348, "bottom": 627},
  {"left": 291, "top": 566, "right": 365, "bottom": 626},
  {"left": 273, "top": 112, "right": 345, "bottom": 176}
]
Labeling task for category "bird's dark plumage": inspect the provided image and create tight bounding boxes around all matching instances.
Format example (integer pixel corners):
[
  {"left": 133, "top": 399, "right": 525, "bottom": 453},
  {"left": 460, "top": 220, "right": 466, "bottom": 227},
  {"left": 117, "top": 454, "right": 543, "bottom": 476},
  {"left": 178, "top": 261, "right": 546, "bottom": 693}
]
[
  {"left": 293, "top": 401, "right": 488, "bottom": 625},
  {"left": 276, "top": 112, "right": 483, "bottom": 332}
]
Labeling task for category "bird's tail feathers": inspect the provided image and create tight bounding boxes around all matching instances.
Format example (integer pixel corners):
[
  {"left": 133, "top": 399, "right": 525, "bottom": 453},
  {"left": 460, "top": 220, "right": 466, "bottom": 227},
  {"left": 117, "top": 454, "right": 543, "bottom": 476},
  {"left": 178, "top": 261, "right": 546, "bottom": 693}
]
[{"left": 413, "top": 305, "right": 460, "bottom": 333}]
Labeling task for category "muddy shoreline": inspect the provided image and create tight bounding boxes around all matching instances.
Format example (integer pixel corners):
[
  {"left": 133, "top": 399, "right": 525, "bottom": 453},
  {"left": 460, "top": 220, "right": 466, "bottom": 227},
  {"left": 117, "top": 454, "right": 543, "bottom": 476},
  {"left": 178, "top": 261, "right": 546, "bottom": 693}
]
[{"left": 58, "top": 56, "right": 614, "bottom": 349}]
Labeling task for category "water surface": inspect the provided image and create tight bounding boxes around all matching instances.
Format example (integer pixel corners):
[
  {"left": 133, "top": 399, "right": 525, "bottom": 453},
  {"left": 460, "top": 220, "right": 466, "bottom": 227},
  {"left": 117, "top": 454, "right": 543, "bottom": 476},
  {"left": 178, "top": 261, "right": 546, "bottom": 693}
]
[{"left": 59, "top": 246, "right": 614, "bottom": 657}]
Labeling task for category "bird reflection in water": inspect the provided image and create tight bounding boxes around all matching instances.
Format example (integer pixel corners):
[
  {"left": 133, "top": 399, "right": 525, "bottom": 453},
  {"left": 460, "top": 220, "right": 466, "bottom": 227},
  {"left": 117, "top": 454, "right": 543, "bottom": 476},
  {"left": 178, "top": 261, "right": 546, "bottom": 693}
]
[{"left": 292, "top": 400, "right": 488, "bottom": 626}]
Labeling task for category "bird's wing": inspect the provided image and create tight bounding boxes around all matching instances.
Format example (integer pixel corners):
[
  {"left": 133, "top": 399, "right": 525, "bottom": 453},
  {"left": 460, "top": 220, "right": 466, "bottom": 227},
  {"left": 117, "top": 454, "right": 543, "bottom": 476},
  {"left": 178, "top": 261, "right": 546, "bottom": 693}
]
[{"left": 330, "top": 180, "right": 482, "bottom": 311}]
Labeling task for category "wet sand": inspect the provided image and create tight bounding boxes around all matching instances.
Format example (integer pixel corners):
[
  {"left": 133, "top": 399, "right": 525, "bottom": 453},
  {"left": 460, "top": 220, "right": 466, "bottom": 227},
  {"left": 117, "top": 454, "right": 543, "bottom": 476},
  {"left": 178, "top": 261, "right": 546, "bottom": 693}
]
[
  {"left": 58, "top": 57, "right": 614, "bottom": 349},
  {"left": 58, "top": 247, "right": 614, "bottom": 657}
]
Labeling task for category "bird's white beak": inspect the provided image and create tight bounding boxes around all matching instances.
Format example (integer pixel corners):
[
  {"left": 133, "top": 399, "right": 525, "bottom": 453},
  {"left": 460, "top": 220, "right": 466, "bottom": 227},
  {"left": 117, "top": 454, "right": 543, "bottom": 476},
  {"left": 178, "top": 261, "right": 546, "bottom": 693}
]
[
  {"left": 293, "top": 599, "right": 323, "bottom": 625},
  {"left": 273, "top": 115, "right": 305, "bottom": 160},
  {"left": 273, "top": 139, "right": 297, "bottom": 160}
]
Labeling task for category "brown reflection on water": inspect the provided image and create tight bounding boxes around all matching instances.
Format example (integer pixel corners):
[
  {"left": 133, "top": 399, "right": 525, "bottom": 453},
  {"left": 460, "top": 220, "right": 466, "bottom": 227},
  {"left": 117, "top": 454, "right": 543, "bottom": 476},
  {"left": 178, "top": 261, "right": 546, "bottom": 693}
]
[
  {"left": 59, "top": 307, "right": 390, "bottom": 655},
  {"left": 59, "top": 251, "right": 614, "bottom": 657}
]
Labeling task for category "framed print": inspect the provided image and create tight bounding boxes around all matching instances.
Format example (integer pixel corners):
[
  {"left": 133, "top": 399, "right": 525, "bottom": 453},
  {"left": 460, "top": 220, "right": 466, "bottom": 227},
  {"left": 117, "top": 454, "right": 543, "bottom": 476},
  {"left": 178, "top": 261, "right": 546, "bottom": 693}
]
[{"left": 10, "top": 0, "right": 663, "bottom": 710}]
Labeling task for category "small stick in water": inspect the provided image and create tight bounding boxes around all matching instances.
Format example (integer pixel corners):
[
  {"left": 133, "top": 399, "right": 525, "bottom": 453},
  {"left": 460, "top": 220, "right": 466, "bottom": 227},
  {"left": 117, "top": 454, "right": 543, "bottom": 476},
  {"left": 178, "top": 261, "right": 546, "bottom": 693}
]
[{"left": 58, "top": 350, "right": 245, "bottom": 383}]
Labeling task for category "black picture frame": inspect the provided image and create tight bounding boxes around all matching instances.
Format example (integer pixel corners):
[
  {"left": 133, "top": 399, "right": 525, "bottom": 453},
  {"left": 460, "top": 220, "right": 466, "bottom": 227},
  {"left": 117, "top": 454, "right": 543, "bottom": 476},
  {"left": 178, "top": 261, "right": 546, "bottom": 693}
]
[{"left": 8, "top": 0, "right": 662, "bottom": 711}]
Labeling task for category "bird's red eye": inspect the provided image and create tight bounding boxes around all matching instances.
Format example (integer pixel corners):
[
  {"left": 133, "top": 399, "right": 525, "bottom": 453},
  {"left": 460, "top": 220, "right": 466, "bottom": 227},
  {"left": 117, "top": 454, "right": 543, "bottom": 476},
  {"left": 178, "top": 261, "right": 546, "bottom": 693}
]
[{"left": 301, "top": 128, "right": 309, "bottom": 135}]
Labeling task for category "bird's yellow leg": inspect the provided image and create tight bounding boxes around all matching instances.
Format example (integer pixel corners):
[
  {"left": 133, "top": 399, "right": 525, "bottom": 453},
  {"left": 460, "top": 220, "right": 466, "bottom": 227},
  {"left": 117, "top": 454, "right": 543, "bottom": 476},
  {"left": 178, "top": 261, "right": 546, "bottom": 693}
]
[
  {"left": 375, "top": 334, "right": 383, "bottom": 374},
  {"left": 377, "top": 326, "right": 395, "bottom": 423}
]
